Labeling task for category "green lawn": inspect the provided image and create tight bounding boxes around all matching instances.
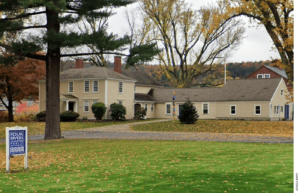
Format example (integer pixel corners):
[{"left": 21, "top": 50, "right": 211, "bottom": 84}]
[
  {"left": 0, "top": 140, "right": 293, "bottom": 192},
  {"left": 132, "top": 120, "right": 294, "bottom": 137},
  {"left": 0, "top": 119, "right": 155, "bottom": 139}
]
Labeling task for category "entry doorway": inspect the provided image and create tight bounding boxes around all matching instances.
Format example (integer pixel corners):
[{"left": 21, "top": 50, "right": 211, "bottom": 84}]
[
  {"left": 68, "top": 102, "right": 75, "bottom": 112},
  {"left": 134, "top": 104, "right": 141, "bottom": 118}
]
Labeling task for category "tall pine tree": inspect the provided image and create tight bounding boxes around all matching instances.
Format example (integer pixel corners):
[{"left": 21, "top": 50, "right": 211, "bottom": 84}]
[{"left": 0, "top": 0, "right": 158, "bottom": 139}]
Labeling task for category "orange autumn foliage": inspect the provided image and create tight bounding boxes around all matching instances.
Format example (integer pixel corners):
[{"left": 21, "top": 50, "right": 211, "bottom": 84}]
[{"left": 0, "top": 52, "right": 45, "bottom": 108}]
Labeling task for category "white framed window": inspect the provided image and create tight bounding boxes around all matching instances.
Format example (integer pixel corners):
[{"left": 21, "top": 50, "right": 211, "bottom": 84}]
[
  {"left": 151, "top": 104, "right": 154, "bottom": 111},
  {"left": 166, "top": 103, "right": 171, "bottom": 114},
  {"left": 230, "top": 105, "right": 236, "bottom": 115},
  {"left": 84, "top": 81, "right": 90, "bottom": 93},
  {"left": 119, "top": 82, "right": 123, "bottom": 93},
  {"left": 264, "top": 74, "right": 270, "bottom": 78},
  {"left": 68, "top": 81, "right": 74, "bottom": 93},
  {"left": 274, "top": 106, "right": 279, "bottom": 115},
  {"left": 255, "top": 105, "right": 261, "bottom": 115},
  {"left": 281, "top": 106, "right": 283, "bottom": 113},
  {"left": 281, "top": 89, "right": 283, "bottom": 96},
  {"left": 257, "top": 74, "right": 263, "bottom": 79},
  {"left": 202, "top": 103, "right": 209, "bottom": 114},
  {"left": 92, "top": 100, "right": 98, "bottom": 104},
  {"left": 119, "top": 101, "right": 122, "bottom": 105},
  {"left": 93, "top": 81, "right": 98, "bottom": 92},
  {"left": 83, "top": 100, "right": 89, "bottom": 112},
  {"left": 145, "top": 104, "right": 148, "bottom": 111}
]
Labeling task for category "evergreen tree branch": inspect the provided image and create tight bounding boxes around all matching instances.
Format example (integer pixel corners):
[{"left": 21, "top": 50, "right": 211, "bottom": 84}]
[{"left": 0, "top": 11, "right": 46, "bottom": 21}]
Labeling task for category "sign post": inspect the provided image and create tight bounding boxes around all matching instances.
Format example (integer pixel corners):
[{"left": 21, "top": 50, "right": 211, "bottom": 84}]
[
  {"left": 6, "top": 126, "right": 28, "bottom": 173},
  {"left": 173, "top": 90, "right": 176, "bottom": 122}
]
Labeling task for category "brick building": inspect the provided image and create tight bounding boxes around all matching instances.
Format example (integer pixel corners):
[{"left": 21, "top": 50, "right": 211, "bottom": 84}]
[{"left": 246, "top": 65, "right": 291, "bottom": 89}]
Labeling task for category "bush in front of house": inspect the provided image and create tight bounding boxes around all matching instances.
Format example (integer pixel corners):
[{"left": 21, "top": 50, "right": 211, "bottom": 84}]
[
  {"left": 91, "top": 102, "right": 107, "bottom": 120},
  {"left": 36, "top": 110, "right": 46, "bottom": 121},
  {"left": 178, "top": 100, "right": 199, "bottom": 124},
  {"left": 0, "top": 111, "right": 8, "bottom": 122},
  {"left": 135, "top": 107, "right": 147, "bottom": 120},
  {"left": 60, "top": 111, "right": 80, "bottom": 122},
  {"left": 109, "top": 103, "right": 126, "bottom": 121}
]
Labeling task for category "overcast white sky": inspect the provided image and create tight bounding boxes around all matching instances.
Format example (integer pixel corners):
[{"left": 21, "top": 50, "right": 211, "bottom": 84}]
[{"left": 106, "top": 0, "right": 281, "bottom": 64}]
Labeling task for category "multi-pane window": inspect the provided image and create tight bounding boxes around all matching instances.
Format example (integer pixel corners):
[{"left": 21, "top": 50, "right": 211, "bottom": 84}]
[
  {"left": 257, "top": 74, "right": 263, "bottom": 79},
  {"left": 281, "top": 106, "right": 283, "bottom": 113},
  {"left": 274, "top": 106, "right": 279, "bottom": 115},
  {"left": 119, "top": 82, "right": 123, "bottom": 93},
  {"left": 264, "top": 74, "right": 270, "bottom": 78},
  {"left": 119, "top": 101, "right": 122, "bottom": 105},
  {"left": 151, "top": 104, "right": 154, "bottom": 111},
  {"left": 145, "top": 104, "right": 148, "bottom": 111},
  {"left": 281, "top": 89, "right": 283, "bottom": 96},
  {"left": 255, "top": 105, "right": 261, "bottom": 115},
  {"left": 69, "top": 82, "right": 74, "bottom": 93},
  {"left": 166, "top": 104, "right": 171, "bottom": 114},
  {"left": 93, "top": 81, "right": 98, "bottom": 92},
  {"left": 84, "top": 100, "right": 89, "bottom": 112},
  {"left": 230, "top": 105, "right": 236, "bottom": 115},
  {"left": 203, "top": 103, "right": 209, "bottom": 114},
  {"left": 84, "top": 81, "right": 90, "bottom": 93},
  {"left": 92, "top": 100, "right": 98, "bottom": 104}
]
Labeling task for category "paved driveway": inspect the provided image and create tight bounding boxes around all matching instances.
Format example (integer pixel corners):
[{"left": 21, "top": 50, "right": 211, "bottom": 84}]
[{"left": 0, "top": 119, "right": 293, "bottom": 143}]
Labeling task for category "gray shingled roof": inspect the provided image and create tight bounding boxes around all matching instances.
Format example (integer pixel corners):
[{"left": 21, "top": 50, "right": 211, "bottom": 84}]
[
  {"left": 151, "top": 78, "right": 282, "bottom": 102},
  {"left": 265, "top": 65, "right": 288, "bottom": 79},
  {"left": 59, "top": 66, "right": 136, "bottom": 81},
  {"left": 135, "top": 93, "right": 155, "bottom": 101},
  {"left": 121, "top": 70, "right": 162, "bottom": 87}
]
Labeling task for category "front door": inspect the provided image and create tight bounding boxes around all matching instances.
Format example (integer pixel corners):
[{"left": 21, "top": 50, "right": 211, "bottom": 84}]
[
  {"left": 179, "top": 105, "right": 183, "bottom": 116},
  {"left": 69, "top": 102, "right": 74, "bottom": 111},
  {"left": 284, "top": 105, "right": 289, "bottom": 120}
]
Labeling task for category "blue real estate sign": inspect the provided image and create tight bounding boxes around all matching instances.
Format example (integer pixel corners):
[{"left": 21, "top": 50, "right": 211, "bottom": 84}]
[{"left": 9, "top": 130, "right": 26, "bottom": 155}]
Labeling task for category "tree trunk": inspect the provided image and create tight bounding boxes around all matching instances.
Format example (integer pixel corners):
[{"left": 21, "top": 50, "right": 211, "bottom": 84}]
[
  {"left": 44, "top": 7, "right": 61, "bottom": 140},
  {"left": 7, "top": 97, "right": 14, "bottom": 122}
]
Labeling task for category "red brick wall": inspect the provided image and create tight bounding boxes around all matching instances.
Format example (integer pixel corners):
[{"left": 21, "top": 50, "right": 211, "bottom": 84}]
[
  {"left": 247, "top": 66, "right": 282, "bottom": 79},
  {"left": 114, "top": 56, "right": 122, "bottom": 74}
]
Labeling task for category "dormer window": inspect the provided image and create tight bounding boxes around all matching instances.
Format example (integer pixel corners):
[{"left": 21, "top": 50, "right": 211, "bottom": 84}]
[{"left": 264, "top": 74, "right": 270, "bottom": 78}]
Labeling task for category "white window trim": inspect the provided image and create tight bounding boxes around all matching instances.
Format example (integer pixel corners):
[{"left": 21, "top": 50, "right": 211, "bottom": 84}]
[
  {"left": 119, "top": 82, "right": 123, "bottom": 94},
  {"left": 83, "top": 100, "right": 89, "bottom": 112},
  {"left": 202, "top": 103, "right": 209, "bottom": 114},
  {"left": 264, "top": 74, "right": 270, "bottom": 78},
  {"left": 257, "top": 74, "right": 263, "bottom": 79},
  {"left": 151, "top": 104, "right": 154, "bottom": 111},
  {"left": 254, "top": 105, "right": 261, "bottom": 115},
  {"left": 92, "top": 100, "right": 98, "bottom": 105},
  {"left": 84, "top": 80, "right": 90, "bottom": 93},
  {"left": 144, "top": 104, "right": 148, "bottom": 110},
  {"left": 165, "top": 103, "right": 172, "bottom": 115},
  {"left": 92, "top": 80, "right": 99, "bottom": 93},
  {"left": 281, "top": 106, "right": 284, "bottom": 113},
  {"left": 68, "top": 81, "right": 74, "bottom": 93},
  {"left": 230, "top": 105, "right": 236, "bottom": 115},
  {"left": 280, "top": 89, "right": 283, "bottom": 96}
]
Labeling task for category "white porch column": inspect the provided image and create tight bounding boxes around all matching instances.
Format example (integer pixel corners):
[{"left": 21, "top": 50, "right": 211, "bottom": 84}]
[
  {"left": 66, "top": 101, "right": 69, "bottom": 111},
  {"left": 75, "top": 102, "right": 78, "bottom": 112}
]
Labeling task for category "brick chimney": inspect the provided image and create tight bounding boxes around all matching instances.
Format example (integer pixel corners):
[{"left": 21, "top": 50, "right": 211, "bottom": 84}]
[
  {"left": 114, "top": 56, "right": 122, "bottom": 73},
  {"left": 75, "top": 58, "right": 84, "bottom": 69}
]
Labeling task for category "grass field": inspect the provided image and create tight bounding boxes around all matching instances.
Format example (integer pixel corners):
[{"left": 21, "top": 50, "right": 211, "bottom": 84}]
[
  {"left": 0, "top": 119, "right": 154, "bottom": 139},
  {"left": 132, "top": 120, "right": 294, "bottom": 137},
  {"left": 0, "top": 139, "right": 293, "bottom": 192}
]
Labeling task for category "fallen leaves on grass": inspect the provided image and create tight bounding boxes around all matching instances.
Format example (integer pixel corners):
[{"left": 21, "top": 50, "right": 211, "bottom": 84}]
[{"left": 133, "top": 120, "right": 293, "bottom": 137}]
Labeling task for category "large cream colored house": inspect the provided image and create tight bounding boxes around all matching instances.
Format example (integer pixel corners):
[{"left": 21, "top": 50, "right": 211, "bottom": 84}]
[{"left": 39, "top": 57, "right": 293, "bottom": 121}]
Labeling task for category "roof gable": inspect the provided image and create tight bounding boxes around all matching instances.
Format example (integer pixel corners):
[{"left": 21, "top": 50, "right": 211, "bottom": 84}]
[{"left": 121, "top": 70, "right": 162, "bottom": 87}]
